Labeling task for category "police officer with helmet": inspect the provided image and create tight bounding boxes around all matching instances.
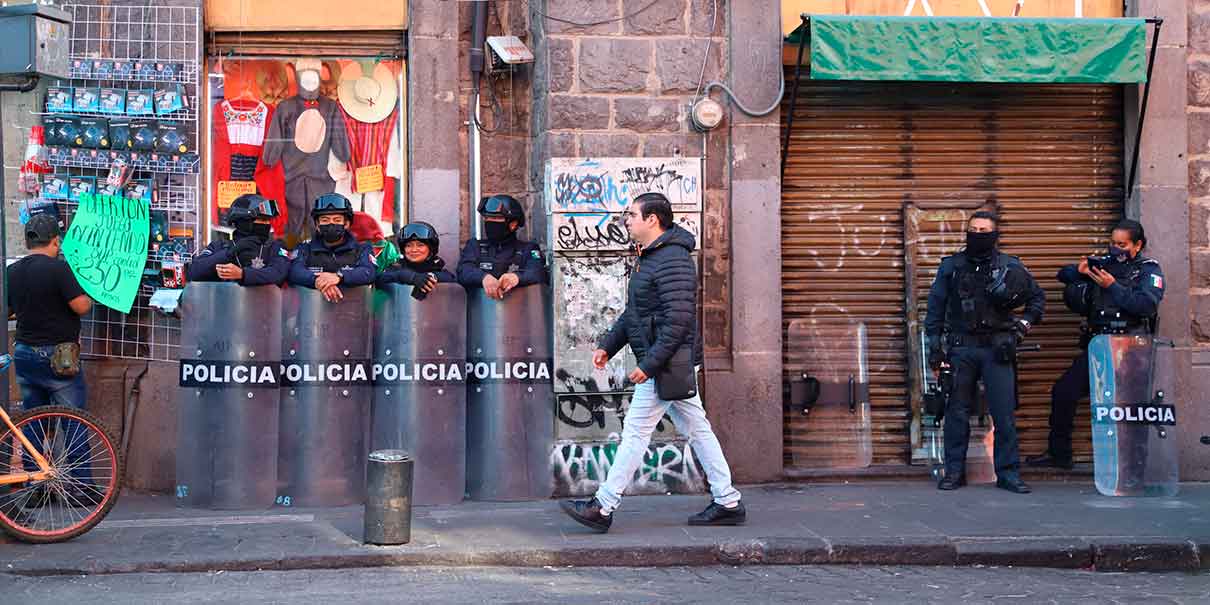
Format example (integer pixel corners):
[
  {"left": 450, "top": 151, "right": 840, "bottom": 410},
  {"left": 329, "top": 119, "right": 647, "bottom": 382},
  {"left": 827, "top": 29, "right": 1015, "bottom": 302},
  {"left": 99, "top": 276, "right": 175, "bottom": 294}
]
[
  {"left": 925, "top": 210, "right": 1045, "bottom": 494},
  {"left": 188, "top": 193, "right": 289, "bottom": 285},
  {"left": 376, "top": 221, "right": 456, "bottom": 299},
  {"left": 1028, "top": 219, "right": 1164, "bottom": 470},
  {"left": 456, "top": 195, "right": 546, "bottom": 299},
  {"left": 287, "top": 193, "right": 376, "bottom": 303}
]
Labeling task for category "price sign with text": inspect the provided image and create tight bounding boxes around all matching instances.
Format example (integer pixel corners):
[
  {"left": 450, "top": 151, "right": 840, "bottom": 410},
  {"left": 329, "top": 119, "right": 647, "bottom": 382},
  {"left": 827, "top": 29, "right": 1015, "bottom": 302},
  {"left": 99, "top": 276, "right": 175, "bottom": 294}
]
[{"left": 62, "top": 192, "right": 151, "bottom": 314}]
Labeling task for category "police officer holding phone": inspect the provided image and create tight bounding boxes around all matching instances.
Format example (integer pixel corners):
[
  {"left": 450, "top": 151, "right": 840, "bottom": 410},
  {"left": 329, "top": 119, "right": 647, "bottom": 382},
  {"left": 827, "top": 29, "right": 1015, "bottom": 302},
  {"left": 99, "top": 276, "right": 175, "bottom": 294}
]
[
  {"left": 1028, "top": 219, "right": 1163, "bottom": 470},
  {"left": 376, "top": 221, "right": 456, "bottom": 299},
  {"left": 925, "top": 211, "right": 1045, "bottom": 494}
]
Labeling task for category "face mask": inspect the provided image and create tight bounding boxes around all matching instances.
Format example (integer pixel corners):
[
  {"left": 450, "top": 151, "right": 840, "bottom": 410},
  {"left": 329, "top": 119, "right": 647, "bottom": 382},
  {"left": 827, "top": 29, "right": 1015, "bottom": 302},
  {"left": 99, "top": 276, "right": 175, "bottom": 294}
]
[
  {"left": 965, "top": 230, "right": 999, "bottom": 256},
  {"left": 484, "top": 221, "right": 513, "bottom": 242},
  {"left": 1109, "top": 246, "right": 1131, "bottom": 262},
  {"left": 236, "top": 221, "right": 271, "bottom": 241},
  {"left": 317, "top": 224, "right": 345, "bottom": 244}
]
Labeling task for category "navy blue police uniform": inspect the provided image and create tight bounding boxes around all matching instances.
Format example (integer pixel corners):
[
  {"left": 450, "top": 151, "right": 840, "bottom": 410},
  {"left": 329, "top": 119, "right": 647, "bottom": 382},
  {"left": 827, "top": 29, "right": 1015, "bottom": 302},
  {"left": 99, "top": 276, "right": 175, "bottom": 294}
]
[{"left": 925, "top": 249, "right": 1045, "bottom": 486}]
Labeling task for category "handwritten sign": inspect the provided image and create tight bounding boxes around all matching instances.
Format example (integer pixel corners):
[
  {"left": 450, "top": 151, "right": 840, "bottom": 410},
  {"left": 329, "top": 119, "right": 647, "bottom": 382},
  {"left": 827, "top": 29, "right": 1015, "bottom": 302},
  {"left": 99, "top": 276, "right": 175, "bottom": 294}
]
[
  {"left": 217, "top": 180, "right": 257, "bottom": 209},
  {"left": 62, "top": 192, "right": 151, "bottom": 314},
  {"left": 355, "top": 164, "right": 384, "bottom": 193}
]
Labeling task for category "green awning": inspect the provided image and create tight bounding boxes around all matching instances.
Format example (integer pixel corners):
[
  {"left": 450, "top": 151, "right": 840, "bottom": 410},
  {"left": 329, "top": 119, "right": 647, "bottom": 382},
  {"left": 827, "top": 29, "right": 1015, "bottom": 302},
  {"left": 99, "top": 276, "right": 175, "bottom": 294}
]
[{"left": 788, "top": 15, "right": 1147, "bottom": 84}]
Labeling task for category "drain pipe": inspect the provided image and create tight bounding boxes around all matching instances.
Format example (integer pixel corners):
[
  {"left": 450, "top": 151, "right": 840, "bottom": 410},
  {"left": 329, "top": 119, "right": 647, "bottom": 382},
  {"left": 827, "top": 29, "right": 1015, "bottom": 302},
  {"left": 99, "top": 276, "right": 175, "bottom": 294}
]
[
  {"left": 0, "top": 75, "right": 42, "bottom": 410},
  {"left": 468, "top": 1, "right": 489, "bottom": 239}
]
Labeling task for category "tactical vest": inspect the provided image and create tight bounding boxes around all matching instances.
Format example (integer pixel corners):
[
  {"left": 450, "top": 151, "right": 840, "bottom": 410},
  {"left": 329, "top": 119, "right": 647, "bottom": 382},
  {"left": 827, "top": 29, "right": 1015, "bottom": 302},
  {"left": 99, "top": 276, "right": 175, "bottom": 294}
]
[
  {"left": 307, "top": 245, "right": 360, "bottom": 274},
  {"left": 476, "top": 241, "right": 523, "bottom": 279},
  {"left": 1088, "top": 258, "right": 1155, "bottom": 334},
  {"left": 950, "top": 252, "right": 1014, "bottom": 334}
]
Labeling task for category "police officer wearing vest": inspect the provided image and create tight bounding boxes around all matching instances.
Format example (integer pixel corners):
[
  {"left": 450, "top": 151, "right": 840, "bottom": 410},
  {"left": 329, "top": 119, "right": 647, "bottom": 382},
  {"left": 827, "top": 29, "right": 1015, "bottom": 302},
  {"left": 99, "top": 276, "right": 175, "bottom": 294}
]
[
  {"left": 188, "top": 193, "right": 290, "bottom": 285},
  {"left": 925, "top": 211, "right": 1045, "bottom": 494},
  {"left": 1028, "top": 219, "right": 1164, "bottom": 471},
  {"left": 456, "top": 195, "right": 545, "bottom": 299},
  {"left": 376, "top": 221, "right": 457, "bottom": 299},
  {"left": 287, "top": 193, "right": 376, "bottom": 303}
]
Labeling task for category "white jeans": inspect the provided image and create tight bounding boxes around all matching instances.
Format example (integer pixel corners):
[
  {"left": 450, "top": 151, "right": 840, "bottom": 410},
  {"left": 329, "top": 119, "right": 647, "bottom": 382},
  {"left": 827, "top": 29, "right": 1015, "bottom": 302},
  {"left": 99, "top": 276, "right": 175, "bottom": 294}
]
[{"left": 594, "top": 379, "right": 741, "bottom": 514}]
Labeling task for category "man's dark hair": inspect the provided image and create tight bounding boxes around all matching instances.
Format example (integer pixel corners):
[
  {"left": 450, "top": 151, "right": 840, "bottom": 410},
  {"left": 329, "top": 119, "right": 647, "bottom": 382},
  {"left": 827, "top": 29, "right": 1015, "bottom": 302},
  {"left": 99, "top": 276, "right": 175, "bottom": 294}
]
[
  {"left": 969, "top": 210, "right": 1000, "bottom": 228},
  {"left": 634, "top": 192, "right": 674, "bottom": 230},
  {"left": 1113, "top": 219, "right": 1147, "bottom": 249}
]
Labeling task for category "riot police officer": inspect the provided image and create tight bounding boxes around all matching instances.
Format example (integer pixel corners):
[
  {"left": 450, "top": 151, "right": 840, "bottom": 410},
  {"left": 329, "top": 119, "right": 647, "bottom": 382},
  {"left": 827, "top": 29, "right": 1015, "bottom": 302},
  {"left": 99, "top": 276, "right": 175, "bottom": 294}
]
[
  {"left": 925, "top": 211, "right": 1045, "bottom": 493},
  {"left": 1028, "top": 219, "right": 1164, "bottom": 470},
  {"left": 287, "top": 193, "right": 376, "bottom": 303},
  {"left": 376, "top": 221, "right": 456, "bottom": 299},
  {"left": 188, "top": 194, "right": 289, "bottom": 286},
  {"left": 456, "top": 195, "right": 546, "bottom": 299}
]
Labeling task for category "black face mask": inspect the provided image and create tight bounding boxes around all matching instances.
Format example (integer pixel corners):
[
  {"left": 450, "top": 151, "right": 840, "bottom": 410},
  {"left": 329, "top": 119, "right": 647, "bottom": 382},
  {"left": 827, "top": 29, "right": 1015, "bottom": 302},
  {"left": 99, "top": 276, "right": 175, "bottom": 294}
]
[
  {"left": 317, "top": 224, "right": 346, "bottom": 244},
  {"left": 484, "top": 221, "right": 513, "bottom": 243},
  {"left": 1108, "top": 246, "right": 1132, "bottom": 262},
  {"left": 965, "top": 230, "right": 999, "bottom": 257},
  {"left": 235, "top": 221, "right": 271, "bottom": 242}
]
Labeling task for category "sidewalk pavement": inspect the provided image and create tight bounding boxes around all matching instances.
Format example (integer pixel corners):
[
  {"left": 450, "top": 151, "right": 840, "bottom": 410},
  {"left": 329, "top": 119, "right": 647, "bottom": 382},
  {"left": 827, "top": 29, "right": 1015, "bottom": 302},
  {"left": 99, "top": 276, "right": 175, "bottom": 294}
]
[{"left": 4, "top": 481, "right": 1210, "bottom": 575}]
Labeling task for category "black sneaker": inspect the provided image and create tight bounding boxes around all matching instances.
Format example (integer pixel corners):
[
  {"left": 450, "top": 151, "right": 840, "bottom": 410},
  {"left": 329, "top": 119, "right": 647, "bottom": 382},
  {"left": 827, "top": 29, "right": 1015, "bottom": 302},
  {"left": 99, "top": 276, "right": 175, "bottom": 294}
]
[
  {"left": 996, "top": 476, "right": 1032, "bottom": 494},
  {"left": 688, "top": 501, "right": 746, "bottom": 526},
  {"left": 560, "top": 498, "right": 612, "bottom": 533},
  {"left": 1025, "top": 451, "right": 1074, "bottom": 470},
  {"left": 937, "top": 474, "right": 966, "bottom": 490}
]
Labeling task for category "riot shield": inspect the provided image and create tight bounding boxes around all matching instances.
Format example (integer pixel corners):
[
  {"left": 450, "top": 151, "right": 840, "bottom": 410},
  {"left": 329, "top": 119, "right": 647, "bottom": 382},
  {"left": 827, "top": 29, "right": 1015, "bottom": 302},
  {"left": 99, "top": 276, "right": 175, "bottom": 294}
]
[
  {"left": 176, "top": 283, "right": 282, "bottom": 509},
  {"left": 370, "top": 283, "right": 467, "bottom": 505},
  {"left": 466, "top": 286, "right": 554, "bottom": 501},
  {"left": 1088, "top": 334, "right": 1178, "bottom": 497},
  {"left": 917, "top": 329, "right": 996, "bottom": 484},
  {"left": 277, "top": 286, "right": 373, "bottom": 507},
  {"left": 785, "top": 320, "right": 872, "bottom": 469}
]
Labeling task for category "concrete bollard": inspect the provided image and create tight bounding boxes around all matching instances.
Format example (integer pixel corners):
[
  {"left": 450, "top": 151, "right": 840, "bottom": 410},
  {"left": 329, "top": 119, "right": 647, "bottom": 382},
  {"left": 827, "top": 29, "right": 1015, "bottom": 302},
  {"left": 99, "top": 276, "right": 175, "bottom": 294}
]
[{"left": 364, "top": 449, "right": 414, "bottom": 545}]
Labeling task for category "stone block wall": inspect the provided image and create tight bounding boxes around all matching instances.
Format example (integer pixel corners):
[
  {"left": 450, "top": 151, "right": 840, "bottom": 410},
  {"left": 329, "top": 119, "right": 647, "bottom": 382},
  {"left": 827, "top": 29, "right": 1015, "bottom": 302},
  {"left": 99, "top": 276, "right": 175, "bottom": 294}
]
[{"left": 530, "top": 0, "right": 733, "bottom": 358}]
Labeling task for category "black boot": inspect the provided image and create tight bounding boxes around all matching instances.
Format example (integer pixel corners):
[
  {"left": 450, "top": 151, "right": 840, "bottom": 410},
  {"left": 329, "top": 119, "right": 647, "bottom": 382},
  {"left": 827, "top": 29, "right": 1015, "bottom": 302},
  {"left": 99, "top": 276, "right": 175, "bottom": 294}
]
[
  {"left": 560, "top": 498, "right": 612, "bottom": 533},
  {"left": 688, "top": 501, "right": 746, "bottom": 526},
  {"left": 996, "top": 476, "right": 1032, "bottom": 494},
  {"left": 1025, "top": 451, "right": 1073, "bottom": 470},
  {"left": 937, "top": 474, "right": 966, "bottom": 490}
]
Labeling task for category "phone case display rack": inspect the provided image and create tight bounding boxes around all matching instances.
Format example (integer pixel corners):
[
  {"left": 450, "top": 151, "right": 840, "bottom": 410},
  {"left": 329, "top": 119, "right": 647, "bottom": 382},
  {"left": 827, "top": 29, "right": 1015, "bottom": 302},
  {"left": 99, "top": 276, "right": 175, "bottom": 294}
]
[{"left": 57, "top": 4, "right": 201, "bottom": 362}]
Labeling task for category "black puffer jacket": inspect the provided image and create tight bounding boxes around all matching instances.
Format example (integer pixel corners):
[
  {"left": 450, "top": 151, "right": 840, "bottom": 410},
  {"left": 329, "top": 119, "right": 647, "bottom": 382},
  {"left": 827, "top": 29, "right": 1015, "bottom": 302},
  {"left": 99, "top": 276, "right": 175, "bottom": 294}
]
[{"left": 598, "top": 225, "right": 703, "bottom": 376}]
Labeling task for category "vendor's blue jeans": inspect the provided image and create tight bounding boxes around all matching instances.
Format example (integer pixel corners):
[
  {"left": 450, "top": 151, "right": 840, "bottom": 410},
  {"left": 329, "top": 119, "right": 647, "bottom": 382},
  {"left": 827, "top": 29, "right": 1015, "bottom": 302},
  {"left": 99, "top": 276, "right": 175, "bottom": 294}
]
[{"left": 14, "top": 343, "right": 90, "bottom": 483}]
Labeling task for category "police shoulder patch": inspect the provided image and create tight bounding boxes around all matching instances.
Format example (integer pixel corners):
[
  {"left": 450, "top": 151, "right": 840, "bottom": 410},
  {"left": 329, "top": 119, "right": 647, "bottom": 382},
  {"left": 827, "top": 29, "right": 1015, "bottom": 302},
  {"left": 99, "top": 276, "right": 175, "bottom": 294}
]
[
  {"left": 531, "top": 250, "right": 541, "bottom": 259},
  {"left": 278, "top": 247, "right": 289, "bottom": 257},
  {"left": 198, "top": 249, "right": 213, "bottom": 257},
  {"left": 1151, "top": 273, "right": 1164, "bottom": 289}
]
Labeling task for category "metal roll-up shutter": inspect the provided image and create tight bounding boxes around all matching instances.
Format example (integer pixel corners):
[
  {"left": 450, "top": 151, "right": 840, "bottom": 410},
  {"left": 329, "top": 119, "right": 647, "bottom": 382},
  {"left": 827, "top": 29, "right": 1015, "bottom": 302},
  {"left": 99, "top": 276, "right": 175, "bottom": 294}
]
[
  {"left": 208, "top": 31, "right": 405, "bottom": 58},
  {"left": 782, "top": 78, "right": 1124, "bottom": 469}
]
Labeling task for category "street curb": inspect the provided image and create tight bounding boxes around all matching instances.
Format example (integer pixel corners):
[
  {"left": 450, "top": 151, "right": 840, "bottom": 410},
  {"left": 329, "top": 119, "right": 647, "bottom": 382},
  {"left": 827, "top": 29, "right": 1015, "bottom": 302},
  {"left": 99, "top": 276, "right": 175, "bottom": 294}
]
[{"left": 9, "top": 537, "right": 1207, "bottom": 576}]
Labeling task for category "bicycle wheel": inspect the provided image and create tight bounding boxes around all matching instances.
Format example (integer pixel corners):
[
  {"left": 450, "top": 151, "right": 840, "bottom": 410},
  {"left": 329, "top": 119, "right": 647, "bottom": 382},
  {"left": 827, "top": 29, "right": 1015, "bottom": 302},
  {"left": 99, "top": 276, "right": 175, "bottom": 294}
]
[{"left": 0, "top": 405, "right": 123, "bottom": 543}]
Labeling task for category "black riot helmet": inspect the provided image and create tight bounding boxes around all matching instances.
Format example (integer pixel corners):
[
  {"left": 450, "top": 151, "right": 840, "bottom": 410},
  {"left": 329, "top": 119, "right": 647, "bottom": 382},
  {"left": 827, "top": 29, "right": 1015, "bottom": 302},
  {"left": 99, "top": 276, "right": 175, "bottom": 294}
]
[
  {"left": 397, "top": 221, "right": 440, "bottom": 260},
  {"left": 1063, "top": 280, "right": 1094, "bottom": 315},
  {"left": 987, "top": 263, "right": 1033, "bottom": 309},
  {"left": 477, "top": 194, "right": 525, "bottom": 228},
  {"left": 225, "top": 193, "right": 280, "bottom": 227},
  {"left": 311, "top": 192, "right": 355, "bottom": 222}
]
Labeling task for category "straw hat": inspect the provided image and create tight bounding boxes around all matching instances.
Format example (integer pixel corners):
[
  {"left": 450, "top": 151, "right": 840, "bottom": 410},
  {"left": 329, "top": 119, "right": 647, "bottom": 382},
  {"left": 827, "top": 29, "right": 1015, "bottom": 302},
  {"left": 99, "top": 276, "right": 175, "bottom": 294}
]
[{"left": 337, "top": 62, "right": 397, "bottom": 124}]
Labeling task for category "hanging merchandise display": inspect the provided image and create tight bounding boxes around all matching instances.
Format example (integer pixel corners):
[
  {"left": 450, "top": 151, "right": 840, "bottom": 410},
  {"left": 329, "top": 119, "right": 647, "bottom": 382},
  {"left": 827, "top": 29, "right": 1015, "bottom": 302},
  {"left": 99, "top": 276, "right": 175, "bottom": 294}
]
[
  {"left": 21, "top": 3, "right": 203, "bottom": 363},
  {"left": 260, "top": 58, "right": 351, "bottom": 243},
  {"left": 209, "top": 57, "right": 404, "bottom": 243}
]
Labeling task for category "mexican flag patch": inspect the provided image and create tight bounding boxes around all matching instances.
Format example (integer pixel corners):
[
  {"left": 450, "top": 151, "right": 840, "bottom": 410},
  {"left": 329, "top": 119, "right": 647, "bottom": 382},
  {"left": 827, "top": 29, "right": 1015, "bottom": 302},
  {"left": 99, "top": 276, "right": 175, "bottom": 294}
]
[{"left": 1152, "top": 274, "right": 1163, "bottom": 289}]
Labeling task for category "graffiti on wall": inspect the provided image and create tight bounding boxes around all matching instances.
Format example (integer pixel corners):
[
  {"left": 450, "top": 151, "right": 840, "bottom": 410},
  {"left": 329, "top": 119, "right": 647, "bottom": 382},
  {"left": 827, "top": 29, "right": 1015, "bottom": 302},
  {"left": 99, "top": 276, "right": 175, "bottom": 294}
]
[
  {"left": 551, "top": 438, "right": 705, "bottom": 497},
  {"left": 555, "top": 393, "right": 680, "bottom": 441},
  {"left": 546, "top": 157, "right": 703, "bottom": 215},
  {"left": 552, "top": 212, "right": 703, "bottom": 253},
  {"left": 552, "top": 255, "right": 636, "bottom": 393}
]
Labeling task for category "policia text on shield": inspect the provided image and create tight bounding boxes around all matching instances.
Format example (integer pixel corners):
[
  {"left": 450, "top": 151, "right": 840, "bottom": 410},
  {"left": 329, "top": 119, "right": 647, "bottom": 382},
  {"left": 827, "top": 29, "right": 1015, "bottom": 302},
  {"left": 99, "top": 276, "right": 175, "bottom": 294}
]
[{"left": 924, "top": 211, "right": 1045, "bottom": 494}]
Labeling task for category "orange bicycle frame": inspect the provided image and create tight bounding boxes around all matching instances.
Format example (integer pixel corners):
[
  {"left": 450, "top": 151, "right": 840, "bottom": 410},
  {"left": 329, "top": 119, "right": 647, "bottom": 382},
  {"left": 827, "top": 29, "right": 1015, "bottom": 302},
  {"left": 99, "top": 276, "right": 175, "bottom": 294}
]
[{"left": 0, "top": 405, "right": 55, "bottom": 485}]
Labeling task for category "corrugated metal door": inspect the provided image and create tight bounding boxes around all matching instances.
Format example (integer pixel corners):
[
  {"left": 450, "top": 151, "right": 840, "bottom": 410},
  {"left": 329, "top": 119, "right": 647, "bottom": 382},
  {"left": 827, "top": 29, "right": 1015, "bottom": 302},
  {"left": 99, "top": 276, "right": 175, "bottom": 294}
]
[{"left": 782, "top": 79, "right": 1123, "bottom": 468}]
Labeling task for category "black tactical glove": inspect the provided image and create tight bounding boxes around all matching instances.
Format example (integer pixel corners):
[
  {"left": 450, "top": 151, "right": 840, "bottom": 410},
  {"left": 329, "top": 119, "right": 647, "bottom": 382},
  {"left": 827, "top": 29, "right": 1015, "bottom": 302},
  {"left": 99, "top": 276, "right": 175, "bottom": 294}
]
[
  {"left": 928, "top": 345, "right": 944, "bottom": 371},
  {"left": 1013, "top": 319, "right": 1031, "bottom": 345}
]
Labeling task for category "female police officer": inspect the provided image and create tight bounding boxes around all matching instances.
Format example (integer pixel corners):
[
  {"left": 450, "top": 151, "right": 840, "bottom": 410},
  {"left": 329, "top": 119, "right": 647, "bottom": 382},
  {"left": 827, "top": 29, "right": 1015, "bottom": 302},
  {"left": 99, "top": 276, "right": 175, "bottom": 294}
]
[
  {"left": 376, "top": 221, "right": 456, "bottom": 299},
  {"left": 1028, "top": 219, "right": 1163, "bottom": 470}
]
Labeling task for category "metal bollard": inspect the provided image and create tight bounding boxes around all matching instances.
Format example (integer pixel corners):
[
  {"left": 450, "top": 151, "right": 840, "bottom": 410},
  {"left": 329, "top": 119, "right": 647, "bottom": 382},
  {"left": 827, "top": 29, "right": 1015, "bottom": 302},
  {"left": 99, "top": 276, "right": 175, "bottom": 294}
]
[{"left": 364, "top": 449, "right": 414, "bottom": 545}]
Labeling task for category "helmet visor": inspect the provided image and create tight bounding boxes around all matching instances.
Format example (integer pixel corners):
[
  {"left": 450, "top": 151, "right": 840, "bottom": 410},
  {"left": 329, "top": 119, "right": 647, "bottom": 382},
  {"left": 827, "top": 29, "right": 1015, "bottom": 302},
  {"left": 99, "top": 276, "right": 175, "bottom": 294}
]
[{"left": 401, "top": 223, "right": 437, "bottom": 242}]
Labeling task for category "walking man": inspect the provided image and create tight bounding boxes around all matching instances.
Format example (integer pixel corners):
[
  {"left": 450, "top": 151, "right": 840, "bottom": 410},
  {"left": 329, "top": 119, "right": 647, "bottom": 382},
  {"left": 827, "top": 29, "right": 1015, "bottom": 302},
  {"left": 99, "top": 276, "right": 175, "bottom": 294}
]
[{"left": 560, "top": 192, "right": 744, "bottom": 532}]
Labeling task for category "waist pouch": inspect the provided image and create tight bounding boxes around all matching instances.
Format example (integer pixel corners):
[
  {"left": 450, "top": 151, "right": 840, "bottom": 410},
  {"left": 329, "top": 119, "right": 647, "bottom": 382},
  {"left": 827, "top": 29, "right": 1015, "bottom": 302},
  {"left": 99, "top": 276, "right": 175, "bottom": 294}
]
[{"left": 51, "top": 342, "right": 81, "bottom": 377}]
